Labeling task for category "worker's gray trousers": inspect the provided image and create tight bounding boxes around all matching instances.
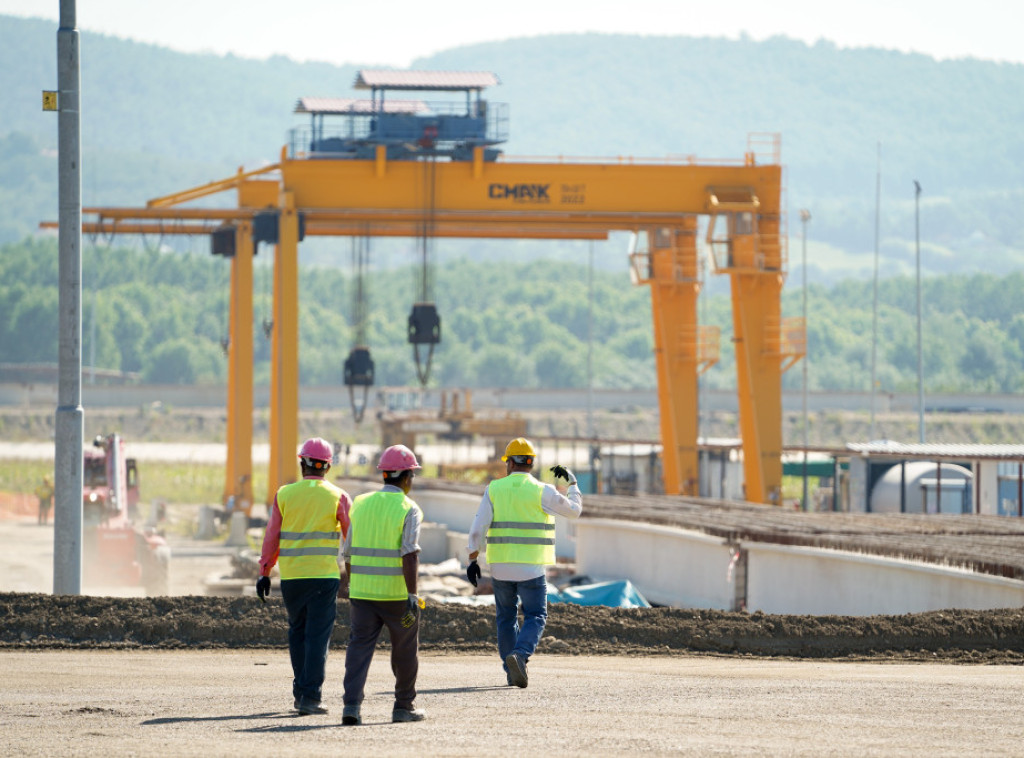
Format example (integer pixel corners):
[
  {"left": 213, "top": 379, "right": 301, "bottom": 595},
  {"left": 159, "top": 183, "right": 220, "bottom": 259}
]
[{"left": 343, "top": 598, "right": 419, "bottom": 710}]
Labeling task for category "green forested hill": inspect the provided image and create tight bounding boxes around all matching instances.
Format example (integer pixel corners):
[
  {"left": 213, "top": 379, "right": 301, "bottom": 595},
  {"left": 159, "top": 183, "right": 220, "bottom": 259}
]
[
  {"left": 3, "top": 237, "right": 1023, "bottom": 394},
  {"left": 1, "top": 15, "right": 1023, "bottom": 281},
  {"left": 2, "top": 16, "right": 1024, "bottom": 394}
]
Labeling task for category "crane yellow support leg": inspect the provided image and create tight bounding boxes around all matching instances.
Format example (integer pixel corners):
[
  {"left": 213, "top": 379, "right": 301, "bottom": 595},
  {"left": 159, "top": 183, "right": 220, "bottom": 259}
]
[
  {"left": 725, "top": 213, "right": 785, "bottom": 504},
  {"left": 643, "top": 219, "right": 701, "bottom": 495},
  {"left": 224, "top": 221, "right": 254, "bottom": 510},
  {"left": 268, "top": 191, "right": 301, "bottom": 496}
]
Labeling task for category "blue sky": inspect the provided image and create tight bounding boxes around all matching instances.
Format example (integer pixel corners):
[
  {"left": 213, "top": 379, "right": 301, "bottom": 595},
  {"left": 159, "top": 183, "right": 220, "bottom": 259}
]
[{"left": 2, "top": 0, "right": 1020, "bottom": 67}]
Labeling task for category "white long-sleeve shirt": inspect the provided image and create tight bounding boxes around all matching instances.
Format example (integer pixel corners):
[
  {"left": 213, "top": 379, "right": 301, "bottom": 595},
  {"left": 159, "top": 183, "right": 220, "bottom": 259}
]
[{"left": 468, "top": 473, "right": 583, "bottom": 581}]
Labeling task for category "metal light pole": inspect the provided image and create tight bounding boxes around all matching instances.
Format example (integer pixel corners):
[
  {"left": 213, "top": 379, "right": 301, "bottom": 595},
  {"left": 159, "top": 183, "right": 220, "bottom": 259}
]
[
  {"left": 914, "top": 180, "right": 924, "bottom": 443},
  {"left": 800, "top": 209, "right": 811, "bottom": 511},
  {"left": 870, "top": 143, "right": 881, "bottom": 439},
  {"left": 586, "top": 240, "right": 594, "bottom": 440},
  {"left": 54, "top": 0, "right": 84, "bottom": 595}
]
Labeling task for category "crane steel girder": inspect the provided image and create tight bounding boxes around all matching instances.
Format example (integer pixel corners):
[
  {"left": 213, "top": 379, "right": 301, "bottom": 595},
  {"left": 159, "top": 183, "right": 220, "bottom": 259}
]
[
  {"left": 279, "top": 156, "right": 780, "bottom": 219},
  {"left": 52, "top": 141, "right": 794, "bottom": 506}
]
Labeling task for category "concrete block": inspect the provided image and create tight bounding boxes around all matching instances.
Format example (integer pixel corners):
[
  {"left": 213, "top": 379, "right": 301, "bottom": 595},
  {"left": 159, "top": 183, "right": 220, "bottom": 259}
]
[
  {"left": 196, "top": 505, "right": 217, "bottom": 540},
  {"left": 226, "top": 511, "right": 249, "bottom": 547},
  {"left": 419, "top": 522, "right": 449, "bottom": 564}
]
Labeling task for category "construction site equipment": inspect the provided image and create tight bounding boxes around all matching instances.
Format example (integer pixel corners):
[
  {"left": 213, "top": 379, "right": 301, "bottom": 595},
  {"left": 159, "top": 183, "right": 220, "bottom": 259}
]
[
  {"left": 379, "top": 389, "right": 528, "bottom": 480},
  {"left": 292, "top": 70, "right": 506, "bottom": 162},
  {"left": 82, "top": 434, "right": 170, "bottom": 595},
  {"left": 46, "top": 69, "right": 802, "bottom": 506},
  {"left": 344, "top": 236, "right": 374, "bottom": 423}
]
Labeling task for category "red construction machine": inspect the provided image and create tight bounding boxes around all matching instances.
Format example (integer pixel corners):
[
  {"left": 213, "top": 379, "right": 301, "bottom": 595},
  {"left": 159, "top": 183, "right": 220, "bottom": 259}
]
[{"left": 83, "top": 433, "right": 170, "bottom": 595}]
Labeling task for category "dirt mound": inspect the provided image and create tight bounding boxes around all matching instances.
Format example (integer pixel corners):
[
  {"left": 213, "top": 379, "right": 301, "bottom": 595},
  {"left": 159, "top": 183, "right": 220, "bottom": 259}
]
[{"left": 3, "top": 593, "right": 1024, "bottom": 662}]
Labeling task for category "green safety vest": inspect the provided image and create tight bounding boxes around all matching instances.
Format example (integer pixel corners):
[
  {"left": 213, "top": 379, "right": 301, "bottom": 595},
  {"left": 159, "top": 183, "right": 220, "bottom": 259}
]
[
  {"left": 276, "top": 478, "right": 344, "bottom": 580},
  {"left": 348, "top": 490, "right": 420, "bottom": 601},
  {"left": 486, "top": 472, "right": 555, "bottom": 565}
]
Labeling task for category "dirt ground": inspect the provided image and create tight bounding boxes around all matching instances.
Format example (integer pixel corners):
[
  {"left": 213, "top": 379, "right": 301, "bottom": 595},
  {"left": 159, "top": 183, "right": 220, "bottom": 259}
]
[
  {"left": 2, "top": 514, "right": 1024, "bottom": 662},
  {"left": 4, "top": 515, "right": 1024, "bottom": 756},
  {"left": 4, "top": 650, "right": 1024, "bottom": 758},
  {"left": 3, "top": 590, "right": 1024, "bottom": 663}
]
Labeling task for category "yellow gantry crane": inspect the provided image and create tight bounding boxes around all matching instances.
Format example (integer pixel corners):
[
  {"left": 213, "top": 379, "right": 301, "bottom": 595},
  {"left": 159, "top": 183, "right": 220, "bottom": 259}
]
[{"left": 56, "top": 70, "right": 803, "bottom": 507}]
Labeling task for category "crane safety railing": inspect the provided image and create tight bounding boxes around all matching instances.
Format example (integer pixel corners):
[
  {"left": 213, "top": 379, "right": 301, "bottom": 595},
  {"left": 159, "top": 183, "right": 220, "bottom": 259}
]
[
  {"left": 763, "top": 316, "right": 806, "bottom": 372},
  {"left": 627, "top": 229, "right": 702, "bottom": 286},
  {"left": 666, "top": 324, "right": 721, "bottom": 374},
  {"left": 289, "top": 100, "right": 509, "bottom": 159}
]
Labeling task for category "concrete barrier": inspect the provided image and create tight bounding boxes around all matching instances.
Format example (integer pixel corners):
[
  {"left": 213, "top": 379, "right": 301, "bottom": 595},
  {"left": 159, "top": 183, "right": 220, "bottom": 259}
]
[
  {"left": 8, "top": 383, "right": 1024, "bottom": 414},
  {"left": 225, "top": 512, "right": 249, "bottom": 547},
  {"left": 418, "top": 522, "right": 450, "bottom": 564},
  {"left": 575, "top": 517, "right": 1024, "bottom": 615},
  {"left": 414, "top": 490, "right": 479, "bottom": 533},
  {"left": 196, "top": 505, "right": 218, "bottom": 540},
  {"left": 744, "top": 542, "right": 1024, "bottom": 615},
  {"left": 575, "top": 519, "right": 735, "bottom": 609}
]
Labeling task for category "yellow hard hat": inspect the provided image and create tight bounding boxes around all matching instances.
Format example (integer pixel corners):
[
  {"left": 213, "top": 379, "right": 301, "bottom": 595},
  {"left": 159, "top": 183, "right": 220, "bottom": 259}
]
[{"left": 502, "top": 437, "right": 536, "bottom": 461}]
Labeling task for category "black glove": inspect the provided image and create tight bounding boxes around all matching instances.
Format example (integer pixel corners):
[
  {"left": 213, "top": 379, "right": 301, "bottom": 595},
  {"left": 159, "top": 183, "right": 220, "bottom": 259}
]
[
  {"left": 256, "top": 576, "right": 271, "bottom": 603},
  {"left": 550, "top": 465, "right": 576, "bottom": 484},
  {"left": 467, "top": 560, "right": 481, "bottom": 587}
]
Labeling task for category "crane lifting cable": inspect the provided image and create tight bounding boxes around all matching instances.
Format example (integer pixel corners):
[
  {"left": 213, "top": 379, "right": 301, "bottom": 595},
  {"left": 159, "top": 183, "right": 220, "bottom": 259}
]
[
  {"left": 208, "top": 227, "right": 232, "bottom": 356},
  {"left": 219, "top": 258, "right": 231, "bottom": 357},
  {"left": 343, "top": 235, "right": 374, "bottom": 423},
  {"left": 261, "top": 244, "right": 274, "bottom": 340},
  {"left": 409, "top": 155, "right": 441, "bottom": 386}
]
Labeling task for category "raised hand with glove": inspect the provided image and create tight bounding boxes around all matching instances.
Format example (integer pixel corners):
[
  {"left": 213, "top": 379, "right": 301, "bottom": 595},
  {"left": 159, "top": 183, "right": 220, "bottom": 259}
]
[
  {"left": 550, "top": 464, "right": 577, "bottom": 486},
  {"left": 256, "top": 575, "right": 271, "bottom": 603}
]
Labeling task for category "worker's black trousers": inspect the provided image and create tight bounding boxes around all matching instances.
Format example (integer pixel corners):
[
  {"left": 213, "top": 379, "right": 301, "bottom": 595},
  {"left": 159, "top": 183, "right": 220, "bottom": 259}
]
[
  {"left": 343, "top": 598, "right": 419, "bottom": 710},
  {"left": 280, "top": 577, "right": 340, "bottom": 704}
]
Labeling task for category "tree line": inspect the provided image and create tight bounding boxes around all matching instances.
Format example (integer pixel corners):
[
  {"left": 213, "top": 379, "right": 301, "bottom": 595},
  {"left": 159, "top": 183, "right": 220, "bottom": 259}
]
[{"left": 2, "top": 237, "right": 1023, "bottom": 394}]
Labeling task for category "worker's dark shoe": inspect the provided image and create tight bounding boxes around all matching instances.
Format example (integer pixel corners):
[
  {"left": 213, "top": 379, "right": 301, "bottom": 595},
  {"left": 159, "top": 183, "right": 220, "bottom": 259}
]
[
  {"left": 506, "top": 653, "right": 528, "bottom": 688},
  {"left": 392, "top": 706, "right": 426, "bottom": 722},
  {"left": 293, "top": 697, "right": 300, "bottom": 710},
  {"left": 341, "top": 704, "right": 361, "bottom": 726},
  {"left": 296, "top": 697, "right": 328, "bottom": 716}
]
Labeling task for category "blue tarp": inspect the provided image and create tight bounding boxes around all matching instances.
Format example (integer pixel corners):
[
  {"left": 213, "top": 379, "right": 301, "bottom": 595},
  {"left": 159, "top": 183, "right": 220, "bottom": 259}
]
[{"left": 547, "top": 579, "right": 651, "bottom": 608}]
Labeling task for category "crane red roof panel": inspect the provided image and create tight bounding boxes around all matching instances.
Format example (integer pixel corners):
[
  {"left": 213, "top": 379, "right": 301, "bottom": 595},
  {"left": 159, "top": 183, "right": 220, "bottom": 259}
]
[
  {"left": 353, "top": 70, "right": 499, "bottom": 91},
  {"left": 294, "top": 97, "right": 427, "bottom": 115}
]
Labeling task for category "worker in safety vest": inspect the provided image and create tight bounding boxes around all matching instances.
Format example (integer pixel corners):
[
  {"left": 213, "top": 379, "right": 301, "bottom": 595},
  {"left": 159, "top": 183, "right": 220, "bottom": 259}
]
[
  {"left": 257, "top": 437, "right": 352, "bottom": 716},
  {"left": 35, "top": 476, "right": 53, "bottom": 526},
  {"left": 467, "top": 437, "right": 582, "bottom": 688},
  {"left": 340, "top": 444, "right": 426, "bottom": 725}
]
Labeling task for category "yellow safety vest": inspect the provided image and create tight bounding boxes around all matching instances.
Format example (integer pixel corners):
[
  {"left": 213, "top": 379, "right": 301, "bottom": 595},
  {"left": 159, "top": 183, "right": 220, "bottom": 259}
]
[
  {"left": 348, "top": 490, "right": 420, "bottom": 601},
  {"left": 276, "top": 478, "right": 344, "bottom": 580},
  {"left": 486, "top": 472, "right": 555, "bottom": 565}
]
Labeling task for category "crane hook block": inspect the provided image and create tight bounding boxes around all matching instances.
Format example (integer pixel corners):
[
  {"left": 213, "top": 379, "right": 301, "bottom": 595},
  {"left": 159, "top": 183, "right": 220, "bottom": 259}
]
[
  {"left": 344, "top": 347, "right": 375, "bottom": 387},
  {"left": 408, "top": 303, "right": 441, "bottom": 345}
]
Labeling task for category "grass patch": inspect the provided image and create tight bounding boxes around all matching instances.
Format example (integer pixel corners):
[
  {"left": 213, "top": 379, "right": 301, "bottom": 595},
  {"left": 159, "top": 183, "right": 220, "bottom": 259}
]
[
  {"left": 141, "top": 462, "right": 269, "bottom": 507},
  {"left": 781, "top": 474, "right": 822, "bottom": 509},
  {"left": 0, "top": 460, "right": 54, "bottom": 495},
  {"left": 0, "top": 460, "right": 269, "bottom": 507}
]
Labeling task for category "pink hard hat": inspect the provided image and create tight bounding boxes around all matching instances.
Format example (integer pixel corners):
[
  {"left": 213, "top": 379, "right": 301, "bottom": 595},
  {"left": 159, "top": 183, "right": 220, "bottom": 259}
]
[
  {"left": 298, "top": 437, "right": 333, "bottom": 462},
  {"left": 376, "top": 444, "right": 422, "bottom": 472}
]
